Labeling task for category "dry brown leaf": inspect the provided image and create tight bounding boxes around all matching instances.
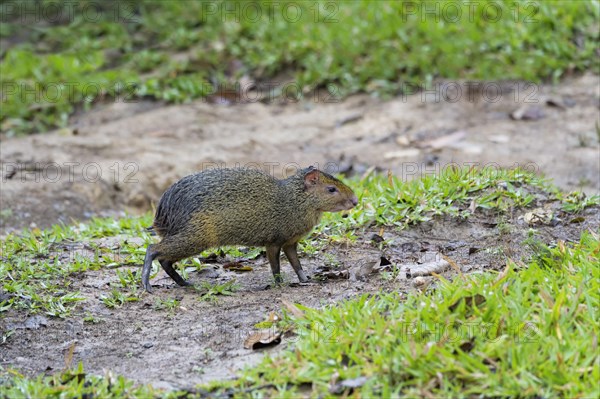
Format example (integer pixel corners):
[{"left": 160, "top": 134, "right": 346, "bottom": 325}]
[
  {"left": 523, "top": 208, "right": 554, "bottom": 225},
  {"left": 223, "top": 262, "right": 253, "bottom": 272},
  {"left": 314, "top": 269, "right": 350, "bottom": 280},
  {"left": 243, "top": 329, "right": 282, "bottom": 350}
]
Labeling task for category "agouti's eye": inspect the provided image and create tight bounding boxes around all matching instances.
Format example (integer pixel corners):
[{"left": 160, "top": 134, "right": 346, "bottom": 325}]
[{"left": 327, "top": 186, "right": 338, "bottom": 193}]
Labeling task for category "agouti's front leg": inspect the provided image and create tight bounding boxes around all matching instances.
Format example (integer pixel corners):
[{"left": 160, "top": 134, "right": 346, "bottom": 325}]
[
  {"left": 142, "top": 245, "right": 158, "bottom": 293},
  {"left": 266, "top": 245, "right": 283, "bottom": 283},
  {"left": 282, "top": 242, "right": 309, "bottom": 283}
]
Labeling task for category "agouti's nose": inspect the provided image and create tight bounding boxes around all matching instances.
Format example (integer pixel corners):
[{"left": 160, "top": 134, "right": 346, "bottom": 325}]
[{"left": 351, "top": 196, "right": 358, "bottom": 206}]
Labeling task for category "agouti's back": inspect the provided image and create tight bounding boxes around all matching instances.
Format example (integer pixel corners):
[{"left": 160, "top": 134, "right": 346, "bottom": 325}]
[
  {"left": 142, "top": 166, "right": 357, "bottom": 292},
  {"left": 154, "top": 168, "right": 318, "bottom": 247}
]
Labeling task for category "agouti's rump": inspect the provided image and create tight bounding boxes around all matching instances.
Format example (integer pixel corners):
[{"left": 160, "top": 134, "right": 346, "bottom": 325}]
[{"left": 142, "top": 166, "right": 357, "bottom": 292}]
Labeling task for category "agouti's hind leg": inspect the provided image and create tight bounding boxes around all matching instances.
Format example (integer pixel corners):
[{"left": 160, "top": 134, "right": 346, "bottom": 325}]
[
  {"left": 266, "top": 245, "right": 283, "bottom": 283},
  {"left": 159, "top": 259, "right": 191, "bottom": 287},
  {"left": 142, "top": 245, "right": 158, "bottom": 293},
  {"left": 283, "top": 242, "right": 309, "bottom": 283}
]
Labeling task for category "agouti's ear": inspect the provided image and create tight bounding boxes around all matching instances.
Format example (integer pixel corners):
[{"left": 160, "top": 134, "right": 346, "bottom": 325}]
[{"left": 304, "top": 169, "right": 320, "bottom": 188}]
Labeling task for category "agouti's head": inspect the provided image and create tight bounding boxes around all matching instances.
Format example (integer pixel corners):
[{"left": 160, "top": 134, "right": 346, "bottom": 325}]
[{"left": 302, "top": 167, "right": 358, "bottom": 212}]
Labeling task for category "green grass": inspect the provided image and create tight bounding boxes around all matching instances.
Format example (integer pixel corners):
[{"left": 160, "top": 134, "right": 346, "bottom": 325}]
[
  {"left": 0, "top": 168, "right": 598, "bottom": 397},
  {"left": 217, "top": 230, "right": 600, "bottom": 398},
  {"left": 2, "top": 231, "right": 598, "bottom": 397},
  {"left": 2, "top": 0, "right": 598, "bottom": 135},
  {"left": 0, "top": 362, "right": 162, "bottom": 399}
]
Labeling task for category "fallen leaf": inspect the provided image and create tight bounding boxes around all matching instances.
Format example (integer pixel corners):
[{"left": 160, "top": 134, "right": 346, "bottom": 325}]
[
  {"left": 244, "top": 329, "right": 282, "bottom": 350},
  {"left": 523, "top": 208, "right": 554, "bottom": 226},
  {"left": 223, "top": 262, "right": 253, "bottom": 272},
  {"left": 314, "top": 268, "right": 349, "bottom": 280}
]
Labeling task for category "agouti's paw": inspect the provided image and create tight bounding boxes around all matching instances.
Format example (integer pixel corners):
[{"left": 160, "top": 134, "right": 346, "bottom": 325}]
[{"left": 297, "top": 270, "right": 310, "bottom": 283}]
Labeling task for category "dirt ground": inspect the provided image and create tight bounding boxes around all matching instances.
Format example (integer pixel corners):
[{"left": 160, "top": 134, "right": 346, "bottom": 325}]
[{"left": 1, "top": 74, "right": 599, "bottom": 390}]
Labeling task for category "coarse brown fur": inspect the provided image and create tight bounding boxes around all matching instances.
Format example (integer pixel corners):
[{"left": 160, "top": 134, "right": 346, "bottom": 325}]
[{"left": 142, "top": 166, "right": 357, "bottom": 292}]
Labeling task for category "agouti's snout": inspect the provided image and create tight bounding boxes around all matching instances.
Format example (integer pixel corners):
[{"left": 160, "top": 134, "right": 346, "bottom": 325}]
[
  {"left": 142, "top": 166, "right": 357, "bottom": 292},
  {"left": 349, "top": 195, "right": 359, "bottom": 208}
]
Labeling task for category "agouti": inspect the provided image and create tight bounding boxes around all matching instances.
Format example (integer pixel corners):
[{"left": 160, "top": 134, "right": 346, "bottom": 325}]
[{"left": 142, "top": 166, "right": 358, "bottom": 292}]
